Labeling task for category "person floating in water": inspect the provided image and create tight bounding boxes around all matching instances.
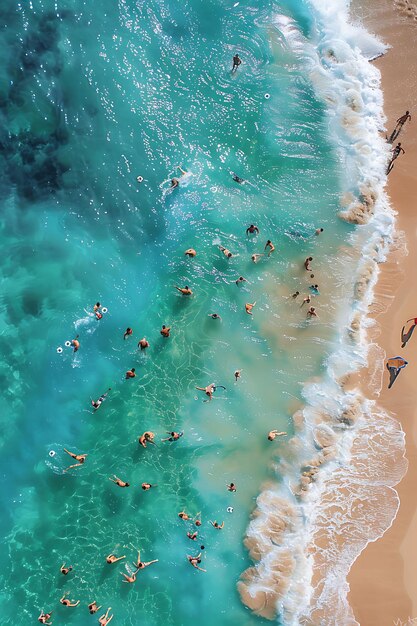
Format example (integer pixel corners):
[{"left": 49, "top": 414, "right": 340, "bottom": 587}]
[
  {"left": 232, "top": 172, "right": 245, "bottom": 183},
  {"left": 210, "top": 520, "right": 224, "bottom": 529},
  {"left": 234, "top": 369, "right": 242, "bottom": 382},
  {"left": 106, "top": 554, "right": 126, "bottom": 564},
  {"left": 174, "top": 285, "right": 193, "bottom": 296},
  {"left": 178, "top": 510, "right": 190, "bottom": 521},
  {"left": 139, "top": 431, "right": 155, "bottom": 447},
  {"left": 60, "top": 563, "right": 73, "bottom": 576},
  {"left": 187, "top": 552, "right": 206, "bottom": 572},
  {"left": 251, "top": 253, "right": 263, "bottom": 263},
  {"left": 161, "top": 430, "right": 183, "bottom": 442},
  {"left": 232, "top": 53, "right": 242, "bottom": 72},
  {"left": 267, "top": 430, "right": 287, "bottom": 441},
  {"left": 132, "top": 550, "right": 158, "bottom": 571},
  {"left": 185, "top": 248, "right": 197, "bottom": 257},
  {"left": 125, "top": 368, "right": 136, "bottom": 379},
  {"left": 245, "top": 301, "right": 256, "bottom": 315},
  {"left": 387, "top": 142, "right": 405, "bottom": 174},
  {"left": 236, "top": 276, "right": 247, "bottom": 285},
  {"left": 121, "top": 568, "right": 138, "bottom": 583},
  {"left": 196, "top": 382, "right": 225, "bottom": 402},
  {"left": 307, "top": 306, "right": 318, "bottom": 319},
  {"left": 187, "top": 531, "right": 198, "bottom": 540},
  {"left": 38, "top": 611, "right": 53, "bottom": 624},
  {"left": 98, "top": 608, "right": 114, "bottom": 625},
  {"left": 138, "top": 337, "right": 150, "bottom": 350},
  {"left": 315, "top": 228, "right": 324, "bottom": 236},
  {"left": 170, "top": 166, "right": 188, "bottom": 188},
  {"left": 91, "top": 388, "right": 111, "bottom": 410},
  {"left": 71, "top": 335, "right": 80, "bottom": 353},
  {"left": 141, "top": 482, "right": 156, "bottom": 490},
  {"left": 123, "top": 327, "right": 133, "bottom": 340},
  {"left": 208, "top": 313, "right": 221, "bottom": 320},
  {"left": 219, "top": 245, "right": 233, "bottom": 258},
  {"left": 109, "top": 475, "right": 130, "bottom": 488},
  {"left": 60, "top": 593, "right": 80, "bottom": 607},
  {"left": 63, "top": 448, "right": 87, "bottom": 472},
  {"left": 160, "top": 325, "right": 171, "bottom": 337},
  {"left": 88, "top": 601, "right": 101, "bottom": 615},
  {"left": 264, "top": 239, "right": 275, "bottom": 256},
  {"left": 227, "top": 482, "right": 237, "bottom": 492},
  {"left": 246, "top": 224, "right": 259, "bottom": 236}
]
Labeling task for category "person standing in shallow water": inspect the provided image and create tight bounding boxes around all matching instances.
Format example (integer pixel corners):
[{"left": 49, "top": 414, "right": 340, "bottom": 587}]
[{"left": 232, "top": 54, "right": 242, "bottom": 72}]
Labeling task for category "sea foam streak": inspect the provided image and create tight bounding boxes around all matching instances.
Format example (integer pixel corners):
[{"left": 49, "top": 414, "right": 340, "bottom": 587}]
[{"left": 238, "top": 1, "right": 407, "bottom": 624}]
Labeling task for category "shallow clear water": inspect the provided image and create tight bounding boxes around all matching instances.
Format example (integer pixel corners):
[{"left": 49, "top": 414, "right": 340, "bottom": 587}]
[{"left": 0, "top": 1, "right": 354, "bottom": 624}]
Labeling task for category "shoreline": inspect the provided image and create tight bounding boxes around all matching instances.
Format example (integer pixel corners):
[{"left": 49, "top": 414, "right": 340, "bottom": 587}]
[{"left": 348, "top": 0, "right": 417, "bottom": 623}]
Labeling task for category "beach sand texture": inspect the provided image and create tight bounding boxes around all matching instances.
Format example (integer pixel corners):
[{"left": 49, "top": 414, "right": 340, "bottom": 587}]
[{"left": 348, "top": 0, "right": 417, "bottom": 624}]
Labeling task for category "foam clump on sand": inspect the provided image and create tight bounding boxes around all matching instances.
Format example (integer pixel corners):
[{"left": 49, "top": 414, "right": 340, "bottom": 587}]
[{"left": 339, "top": 183, "right": 379, "bottom": 224}]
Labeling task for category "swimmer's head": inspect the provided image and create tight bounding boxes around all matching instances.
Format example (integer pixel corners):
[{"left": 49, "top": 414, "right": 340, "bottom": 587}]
[
  {"left": 197, "top": 559, "right": 202, "bottom": 564},
  {"left": 227, "top": 252, "right": 232, "bottom": 258},
  {"left": 131, "top": 368, "right": 136, "bottom": 373},
  {"left": 185, "top": 285, "right": 189, "bottom": 289},
  {"left": 96, "top": 302, "right": 100, "bottom": 307},
  {"left": 125, "top": 482, "right": 130, "bottom": 487}
]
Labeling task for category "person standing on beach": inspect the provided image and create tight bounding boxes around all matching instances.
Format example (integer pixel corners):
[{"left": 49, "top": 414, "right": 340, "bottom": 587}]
[
  {"left": 232, "top": 54, "right": 242, "bottom": 72},
  {"left": 304, "top": 257, "right": 313, "bottom": 271}
]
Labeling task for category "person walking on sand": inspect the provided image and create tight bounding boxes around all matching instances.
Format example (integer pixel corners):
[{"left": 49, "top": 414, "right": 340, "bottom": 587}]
[
  {"left": 389, "top": 111, "right": 411, "bottom": 142},
  {"left": 210, "top": 520, "right": 224, "bottom": 529},
  {"left": 109, "top": 475, "right": 130, "bottom": 488},
  {"left": 88, "top": 601, "right": 101, "bottom": 615},
  {"left": 63, "top": 449, "right": 87, "bottom": 472},
  {"left": 106, "top": 554, "right": 126, "bottom": 564},
  {"left": 138, "top": 337, "right": 150, "bottom": 350},
  {"left": 91, "top": 388, "right": 111, "bottom": 410},
  {"left": 174, "top": 285, "right": 193, "bottom": 296},
  {"left": 219, "top": 245, "right": 233, "bottom": 258},
  {"left": 161, "top": 431, "right": 183, "bottom": 442},
  {"left": 98, "top": 607, "right": 114, "bottom": 625},
  {"left": 132, "top": 550, "right": 158, "bottom": 571},
  {"left": 246, "top": 224, "right": 259, "bottom": 236},
  {"left": 139, "top": 431, "right": 155, "bottom": 447},
  {"left": 245, "top": 302, "right": 256, "bottom": 315},
  {"left": 304, "top": 257, "right": 313, "bottom": 271},
  {"left": 232, "top": 54, "right": 242, "bottom": 72},
  {"left": 121, "top": 569, "right": 138, "bottom": 583},
  {"left": 60, "top": 593, "right": 80, "bottom": 607},
  {"left": 123, "top": 327, "right": 133, "bottom": 340},
  {"left": 160, "top": 325, "right": 171, "bottom": 337},
  {"left": 60, "top": 563, "right": 73, "bottom": 576},
  {"left": 387, "top": 142, "right": 405, "bottom": 174},
  {"left": 187, "top": 553, "right": 206, "bottom": 572},
  {"left": 268, "top": 430, "right": 287, "bottom": 441},
  {"left": 125, "top": 368, "right": 136, "bottom": 379},
  {"left": 185, "top": 248, "right": 197, "bottom": 257},
  {"left": 38, "top": 611, "right": 53, "bottom": 624},
  {"left": 307, "top": 306, "right": 318, "bottom": 319},
  {"left": 71, "top": 335, "right": 80, "bottom": 353},
  {"left": 264, "top": 240, "right": 275, "bottom": 256}
]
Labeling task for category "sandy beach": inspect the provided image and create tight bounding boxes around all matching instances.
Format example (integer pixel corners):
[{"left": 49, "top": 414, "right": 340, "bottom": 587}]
[{"left": 348, "top": 0, "right": 417, "bottom": 624}]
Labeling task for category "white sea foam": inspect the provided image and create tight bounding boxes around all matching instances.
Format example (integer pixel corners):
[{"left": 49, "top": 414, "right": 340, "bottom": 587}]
[{"left": 239, "top": 1, "right": 407, "bottom": 624}]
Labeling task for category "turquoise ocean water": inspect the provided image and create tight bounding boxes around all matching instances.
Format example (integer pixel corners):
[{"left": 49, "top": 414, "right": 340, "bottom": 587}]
[{"left": 0, "top": 1, "right": 356, "bottom": 624}]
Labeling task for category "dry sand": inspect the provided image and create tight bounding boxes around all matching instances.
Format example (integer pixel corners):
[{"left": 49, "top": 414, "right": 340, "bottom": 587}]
[{"left": 348, "top": 0, "right": 417, "bottom": 624}]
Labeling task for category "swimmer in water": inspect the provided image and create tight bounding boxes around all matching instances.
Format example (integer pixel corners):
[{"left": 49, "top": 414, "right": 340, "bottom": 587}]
[
  {"left": 227, "top": 482, "right": 237, "bottom": 492},
  {"left": 106, "top": 554, "right": 126, "bottom": 564},
  {"left": 178, "top": 510, "right": 190, "bottom": 521},
  {"left": 301, "top": 295, "right": 311, "bottom": 307},
  {"left": 132, "top": 550, "right": 158, "bottom": 570},
  {"left": 208, "top": 313, "right": 222, "bottom": 320},
  {"left": 187, "top": 531, "right": 198, "bottom": 540},
  {"left": 246, "top": 224, "right": 259, "bottom": 236},
  {"left": 170, "top": 166, "right": 188, "bottom": 188},
  {"left": 88, "top": 601, "right": 101, "bottom": 615},
  {"left": 264, "top": 240, "right": 275, "bottom": 256},
  {"left": 234, "top": 369, "right": 242, "bottom": 382},
  {"left": 141, "top": 482, "right": 156, "bottom": 490},
  {"left": 63, "top": 448, "right": 88, "bottom": 472},
  {"left": 71, "top": 335, "right": 80, "bottom": 353},
  {"left": 315, "top": 228, "right": 324, "bottom": 236},
  {"left": 185, "top": 248, "right": 197, "bottom": 257},
  {"left": 125, "top": 368, "right": 136, "bottom": 379},
  {"left": 139, "top": 431, "right": 155, "bottom": 447},
  {"left": 95, "top": 310, "right": 103, "bottom": 320},
  {"left": 304, "top": 257, "right": 313, "bottom": 271},
  {"left": 98, "top": 608, "right": 114, "bottom": 625},
  {"left": 307, "top": 306, "right": 318, "bottom": 318},
  {"left": 236, "top": 276, "right": 247, "bottom": 285},
  {"left": 91, "top": 388, "right": 111, "bottom": 410},
  {"left": 195, "top": 513, "right": 202, "bottom": 526},
  {"left": 60, "top": 593, "right": 80, "bottom": 607},
  {"left": 161, "top": 431, "right": 184, "bottom": 442},
  {"left": 60, "top": 563, "right": 73, "bottom": 576},
  {"left": 232, "top": 53, "right": 242, "bottom": 72},
  {"left": 160, "top": 325, "right": 171, "bottom": 338},
  {"left": 251, "top": 253, "right": 263, "bottom": 263},
  {"left": 38, "top": 611, "right": 53, "bottom": 624},
  {"left": 109, "top": 475, "right": 130, "bottom": 488},
  {"left": 267, "top": 430, "right": 287, "bottom": 441},
  {"left": 219, "top": 245, "right": 233, "bottom": 259},
  {"left": 195, "top": 383, "right": 219, "bottom": 402},
  {"left": 245, "top": 302, "right": 256, "bottom": 315},
  {"left": 123, "top": 327, "right": 133, "bottom": 340},
  {"left": 138, "top": 337, "right": 150, "bottom": 350},
  {"left": 187, "top": 553, "right": 206, "bottom": 572},
  {"left": 232, "top": 173, "right": 245, "bottom": 184},
  {"left": 174, "top": 285, "right": 193, "bottom": 296},
  {"left": 94, "top": 302, "right": 101, "bottom": 312},
  {"left": 210, "top": 520, "right": 224, "bottom": 530}
]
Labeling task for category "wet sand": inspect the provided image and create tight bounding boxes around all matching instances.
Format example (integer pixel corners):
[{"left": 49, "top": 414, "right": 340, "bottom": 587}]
[{"left": 348, "top": 0, "right": 417, "bottom": 624}]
